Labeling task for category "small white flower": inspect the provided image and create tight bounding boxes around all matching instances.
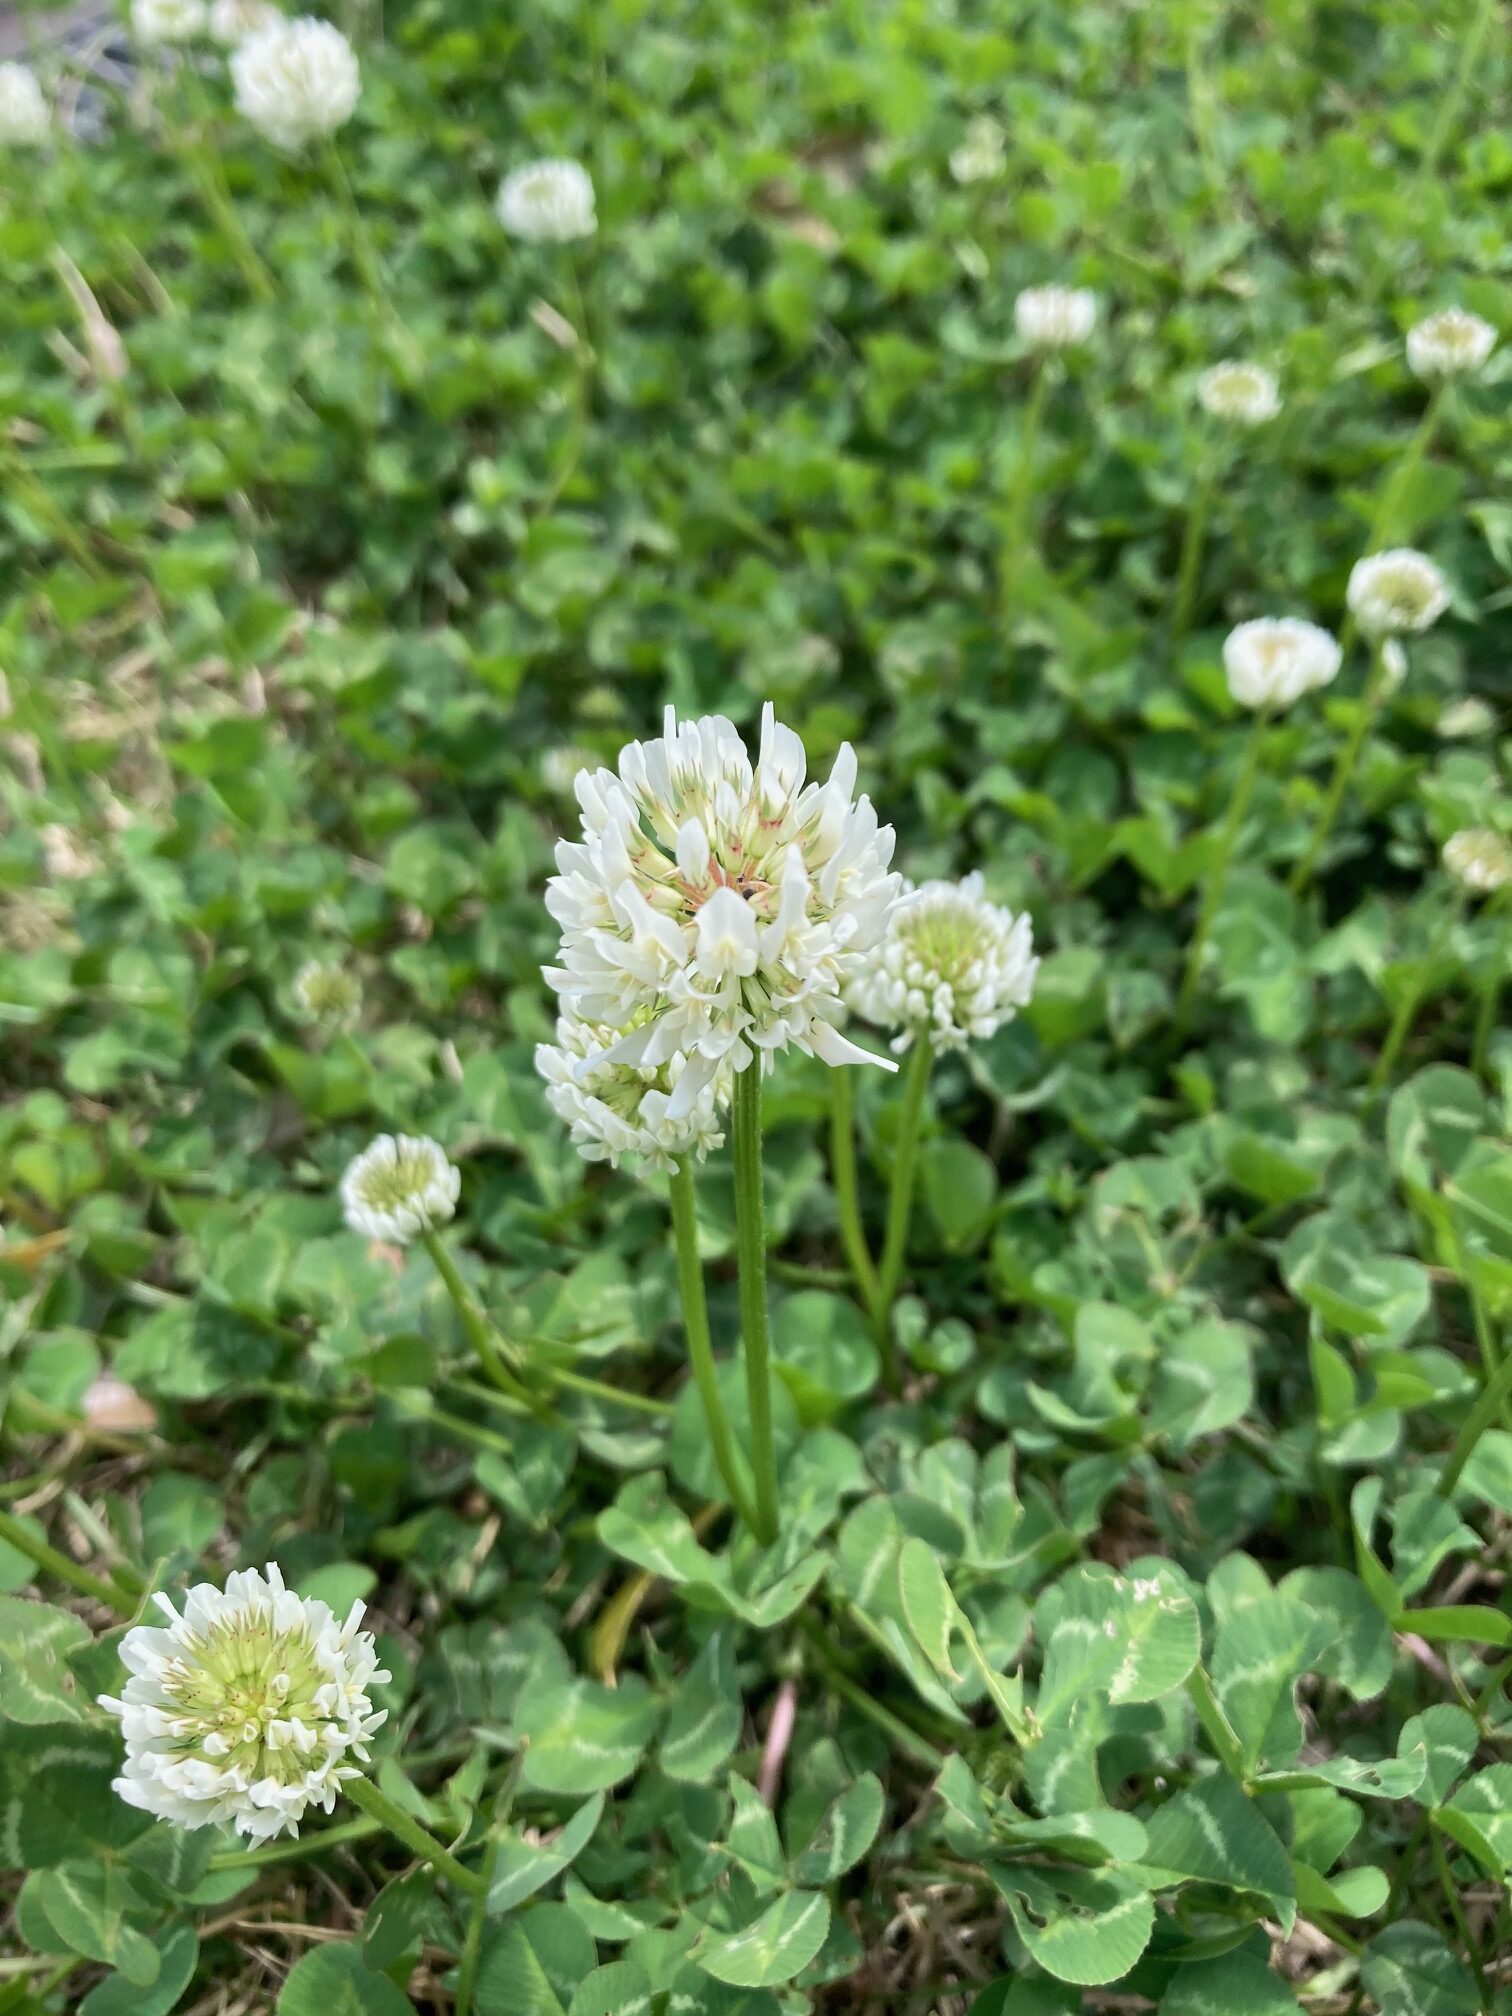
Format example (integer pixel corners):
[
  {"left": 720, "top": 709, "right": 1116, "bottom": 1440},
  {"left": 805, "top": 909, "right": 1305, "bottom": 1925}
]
[
  {"left": 848, "top": 872, "right": 1038, "bottom": 1053},
  {"left": 100, "top": 1563, "right": 388, "bottom": 1841},
  {"left": 1197, "top": 360, "right": 1280, "bottom": 427},
  {"left": 82, "top": 1373, "right": 157, "bottom": 1435},
  {"left": 1443, "top": 828, "right": 1512, "bottom": 894},
  {"left": 232, "top": 16, "right": 359, "bottom": 149},
  {"left": 542, "top": 745, "right": 598, "bottom": 798},
  {"left": 340, "top": 1135, "right": 460, "bottom": 1245},
  {"left": 292, "top": 959, "right": 362, "bottom": 1031},
  {"left": 1406, "top": 308, "right": 1496, "bottom": 383},
  {"left": 0, "top": 63, "right": 49, "bottom": 146},
  {"left": 132, "top": 0, "right": 207, "bottom": 41},
  {"left": 496, "top": 160, "right": 596, "bottom": 243},
  {"left": 544, "top": 704, "right": 902, "bottom": 1114},
  {"left": 1438, "top": 697, "right": 1496, "bottom": 740},
  {"left": 1222, "top": 617, "right": 1342, "bottom": 711},
  {"left": 1347, "top": 549, "right": 1449, "bottom": 638},
  {"left": 209, "top": 0, "right": 282, "bottom": 43},
  {"left": 536, "top": 1016, "right": 728, "bottom": 1170},
  {"left": 950, "top": 115, "right": 1005, "bottom": 185},
  {"left": 1015, "top": 285, "right": 1097, "bottom": 352}
]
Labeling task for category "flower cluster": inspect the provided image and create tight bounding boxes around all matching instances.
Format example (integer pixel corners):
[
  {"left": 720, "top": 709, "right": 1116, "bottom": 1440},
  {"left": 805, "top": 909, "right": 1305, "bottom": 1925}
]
[
  {"left": 210, "top": 0, "right": 283, "bottom": 43},
  {"left": 949, "top": 115, "right": 1006, "bottom": 184},
  {"left": 497, "top": 160, "right": 597, "bottom": 242},
  {"left": 232, "top": 16, "right": 359, "bottom": 149},
  {"left": 1015, "top": 286, "right": 1097, "bottom": 352},
  {"left": 0, "top": 63, "right": 49, "bottom": 146},
  {"left": 1198, "top": 360, "right": 1280, "bottom": 427},
  {"left": 1346, "top": 550, "right": 1449, "bottom": 638},
  {"left": 1442, "top": 828, "right": 1512, "bottom": 894},
  {"left": 535, "top": 1016, "right": 728, "bottom": 1169},
  {"left": 340, "top": 1134, "right": 459, "bottom": 1244},
  {"left": 1222, "top": 618, "right": 1342, "bottom": 711},
  {"left": 1406, "top": 308, "right": 1496, "bottom": 383},
  {"left": 99, "top": 1564, "right": 388, "bottom": 1841},
  {"left": 293, "top": 959, "right": 362, "bottom": 1031},
  {"left": 849, "top": 873, "right": 1038, "bottom": 1053},
  {"left": 132, "top": 0, "right": 207, "bottom": 42}
]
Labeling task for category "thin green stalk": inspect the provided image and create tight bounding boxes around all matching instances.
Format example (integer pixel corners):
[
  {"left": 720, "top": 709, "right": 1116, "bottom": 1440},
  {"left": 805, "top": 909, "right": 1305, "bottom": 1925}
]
[
  {"left": 3, "top": 447, "right": 105, "bottom": 577},
  {"left": 344, "top": 1776, "right": 485, "bottom": 1895},
  {"left": 731, "top": 1068, "right": 780, "bottom": 1546},
  {"left": 874, "top": 1035, "right": 934, "bottom": 1386},
  {"left": 1419, "top": 0, "right": 1498, "bottom": 182},
  {"left": 176, "top": 66, "right": 274, "bottom": 301},
  {"left": 0, "top": 1507, "right": 136, "bottom": 1618},
  {"left": 667, "top": 1159, "right": 760, "bottom": 1536},
  {"left": 1431, "top": 1829, "right": 1492, "bottom": 2011},
  {"left": 419, "top": 1230, "right": 537, "bottom": 1411},
  {"left": 798, "top": 1617, "right": 945, "bottom": 1771},
  {"left": 1176, "top": 707, "right": 1270, "bottom": 1027},
  {"left": 1367, "top": 386, "right": 1448, "bottom": 553},
  {"left": 1369, "top": 891, "right": 1462, "bottom": 1091},
  {"left": 829, "top": 1067, "right": 880, "bottom": 1309},
  {"left": 1436, "top": 1345, "right": 1512, "bottom": 1498},
  {"left": 531, "top": 1364, "right": 673, "bottom": 1417},
  {"left": 1471, "top": 932, "right": 1504, "bottom": 1079},
  {"left": 1170, "top": 458, "right": 1216, "bottom": 650},
  {"left": 1183, "top": 3, "right": 1225, "bottom": 199},
  {"left": 322, "top": 138, "right": 423, "bottom": 383},
  {"left": 1001, "top": 363, "right": 1051, "bottom": 621},
  {"left": 1185, "top": 1663, "right": 1246, "bottom": 1780},
  {"left": 454, "top": 1825, "right": 500, "bottom": 2016},
  {"left": 209, "top": 1816, "right": 382, "bottom": 1872},
  {"left": 1289, "top": 643, "right": 1387, "bottom": 895}
]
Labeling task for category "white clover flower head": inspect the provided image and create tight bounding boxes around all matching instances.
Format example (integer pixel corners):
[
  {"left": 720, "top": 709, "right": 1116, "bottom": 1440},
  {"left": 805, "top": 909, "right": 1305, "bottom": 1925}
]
[
  {"left": 1443, "top": 827, "right": 1512, "bottom": 894},
  {"left": 209, "top": 0, "right": 282, "bottom": 44},
  {"left": 1347, "top": 549, "right": 1449, "bottom": 638},
  {"left": 99, "top": 1563, "right": 388, "bottom": 1841},
  {"left": 950, "top": 115, "right": 1005, "bottom": 185},
  {"left": 496, "top": 159, "right": 597, "bottom": 243},
  {"left": 292, "top": 959, "right": 362, "bottom": 1031},
  {"left": 132, "top": 0, "right": 207, "bottom": 41},
  {"left": 1438, "top": 696, "right": 1496, "bottom": 739},
  {"left": 536, "top": 1015, "right": 728, "bottom": 1170},
  {"left": 544, "top": 703, "right": 903, "bottom": 1115},
  {"left": 1015, "top": 285, "right": 1097, "bottom": 352},
  {"left": 848, "top": 872, "right": 1038, "bottom": 1053},
  {"left": 1222, "top": 617, "right": 1342, "bottom": 711},
  {"left": 231, "top": 16, "right": 359, "bottom": 149},
  {"left": 340, "top": 1135, "right": 460, "bottom": 1244},
  {"left": 1406, "top": 307, "right": 1496, "bottom": 383},
  {"left": 0, "top": 63, "right": 49, "bottom": 146},
  {"left": 1197, "top": 360, "right": 1280, "bottom": 426}
]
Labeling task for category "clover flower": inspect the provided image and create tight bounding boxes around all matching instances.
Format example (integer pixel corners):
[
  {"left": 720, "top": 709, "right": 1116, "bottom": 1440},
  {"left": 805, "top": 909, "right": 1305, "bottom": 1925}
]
[
  {"left": 1346, "top": 549, "right": 1449, "bottom": 638},
  {"left": 0, "top": 63, "right": 49, "bottom": 146},
  {"left": 210, "top": 0, "right": 282, "bottom": 43},
  {"left": 99, "top": 1563, "right": 388, "bottom": 1841},
  {"left": 496, "top": 160, "right": 596, "bottom": 243},
  {"left": 536, "top": 1015, "right": 728, "bottom": 1170},
  {"left": 340, "top": 1135, "right": 460, "bottom": 1244},
  {"left": 1438, "top": 697, "right": 1495, "bottom": 739},
  {"left": 132, "top": 0, "right": 206, "bottom": 39},
  {"left": 1198, "top": 360, "right": 1280, "bottom": 426},
  {"left": 950, "top": 115, "right": 1005, "bottom": 185},
  {"left": 293, "top": 959, "right": 362, "bottom": 1031},
  {"left": 1222, "top": 618, "right": 1342, "bottom": 711},
  {"left": 848, "top": 872, "right": 1038, "bottom": 1053},
  {"left": 544, "top": 704, "right": 902, "bottom": 1114},
  {"left": 1443, "top": 828, "right": 1512, "bottom": 894},
  {"left": 1015, "top": 285, "right": 1097, "bottom": 351},
  {"left": 231, "top": 16, "right": 359, "bottom": 149},
  {"left": 1406, "top": 308, "right": 1496, "bottom": 383},
  {"left": 82, "top": 1372, "right": 158, "bottom": 1435}
]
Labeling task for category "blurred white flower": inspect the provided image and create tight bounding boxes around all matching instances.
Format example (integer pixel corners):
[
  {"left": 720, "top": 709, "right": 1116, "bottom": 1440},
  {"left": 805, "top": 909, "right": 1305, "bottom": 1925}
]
[
  {"left": 1406, "top": 307, "right": 1496, "bottom": 383},
  {"left": 82, "top": 1372, "right": 158, "bottom": 1434},
  {"left": 0, "top": 63, "right": 49, "bottom": 145},
  {"left": 950, "top": 115, "right": 1005, "bottom": 185},
  {"left": 1443, "top": 827, "right": 1512, "bottom": 894},
  {"left": 544, "top": 704, "right": 902, "bottom": 1114},
  {"left": 848, "top": 872, "right": 1038, "bottom": 1053},
  {"left": 1347, "top": 549, "right": 1449, "bottom": 638},
  {"left": 232, "top": 16, "right": 359, "bottom": 149},
  {"left": 1197, "top": 360, "right": 1280, "bottom": 426},
  {"left": 1379, "top": 638, "right": 1408, "bottom": 695},
  {"left": 293, "top": 959, "right": 362, "bottom": 1031},
  {"left": 340, "top": 1135, "right": 459, "bottom": 1244},
  {"left": 496, "top": 159, "right": 596, "bottom": 243},
  {"left": 100, "top": 1563, "right": 387, "bottom": 1841},
  {"left": 542, "top": 744, "right": 598, "bottom": 798},
  {"left": 210, "top": 0, "right": 282, "bottom": 43},
  {"left": 1438, "top": 696, "right": 1496, "bottom": 739},
  {"left": 1222, "top": 617, "right": 1342, "bottom": 710},
  {"left": 1015, "top": 285, "right": 1096, "bottom": 352},
  {"left": 536, "top": 1016, "right": 728, "bottom": 1170},
  {"left": 132, "top": 0, "right": 207, "bottom": 41}
]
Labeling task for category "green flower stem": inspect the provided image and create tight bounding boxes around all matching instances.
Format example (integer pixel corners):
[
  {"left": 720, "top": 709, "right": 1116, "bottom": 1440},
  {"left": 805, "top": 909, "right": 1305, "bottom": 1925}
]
[
  {"left": 873, "top": 1035, "right": 934, "bottom": 1386},
  {"left": 1000, "top": 363, "right": 1052, "bottom": 621},
  {"left": 731, "top": 1067, "right": 780, "bottom": 1546},
  {"left": 345, "top": 1776, "right": 485, "bottom": 1896},
  {"left": 321, "top": 138, "right": 423, "bottom": 384},
  {"left": 1420, "top": 0, "right": 1498, "bottom": 182},
  {"left": 1366, "top": 384, "right": 1448, "bottom": 554},
  {"left": 1176, "top": 706, "right": 1270, "bottom": 1028},
  {"left": 176, "top": 67, "right": 274, "bottom": 302},
  {"left": 1289, "top": 642, "right": 1387, "bottom": 896},
  {"left": 1170, "top": 456, "right": 1216, "bottom": 651},
  {"left": 419, "top": 1231, "right": 538, "bottom": 1412},
  {"left": 1435, "top": 1340, "right": 1512, "bottom": 1500},
  {"left": 797, "top": 1617, "right": 944, "bottom": 1771},
  {"left": 1368, "top": 891, "right": 1463, "bottom": 1092},
  {"left": 0, "top": 1508, "right": 136, "bottom": 1618},
  {"left": 668, "top": 1159, "right": 761, "bottom": 1537},
  {"left": 455, "top": 1822, "right": 502, "bottom": 2016},
  {"left": 208, "top": 1816, "right": 382, "bottom": 1872},
  {"left": 1184, "top": 1662, "right": 1246, "bottom": 1781},
  {"left": 1432, "top": 1828, "right": 1493, "bottom": 2012},
  {"left": 1183, "top": 7, "right": 1224, "bottom": 198},
  {"left": 1471, "top": 913, "right": 1505, "bottom": 1078},
  {"left": 829, "top": 1067, "right": 880, "bottom": 1310}
]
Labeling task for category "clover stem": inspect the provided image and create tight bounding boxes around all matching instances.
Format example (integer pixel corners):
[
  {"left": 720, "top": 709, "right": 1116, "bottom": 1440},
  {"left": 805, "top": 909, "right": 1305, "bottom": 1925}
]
[
  {"left": 345, "top": 1777, "right": 485, "bottom": 1896},
  {"left": 0, "top": 1508, "right": 136, "bottom": 1618},
  {"left": 419, "top": 1231, "right": 538, "bottom": 1412},
  {"left": 731, "top": 1067, "right": 780, "bottom": 1545},
  {"left": 874, "top": 1034, "right": 933, "bottom": 1386},
  {"left": 1176, "top": 706, "right": 1270, "bottom": 1028},
  {"left": 1000, "top": 362, "right": 1051, "bottom": 622},
  {"left": 668, "top": 1159, "right": 761, "bottom": 1537},
  {"left": 1435, "top": 1339, "right": 1512, "bottom": 1499},
  {"left": 1170, "top": 456, "right": 1216, "bottom": 652},
  {"left": 1290, "top": 641, "right": 1387, "bottom": 895},
  {"left": 1368, "top": 890, "right": 1462, "bottom": 1091},
  {"left": 829, "top": 1067, "right": 880, "bottom": 1312}
]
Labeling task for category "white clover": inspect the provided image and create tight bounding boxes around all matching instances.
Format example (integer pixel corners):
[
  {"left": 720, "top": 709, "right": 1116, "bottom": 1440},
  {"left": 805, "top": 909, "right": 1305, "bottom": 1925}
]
[
  {"left": 1015, "top": 285, "right": 1097, "bottom": 352},
  {"left": 536, "top": 1015, "right": 728, "bottom": 1171},
  {"left": 1222, "top": 617, "right": 1342, "bottom": 711},
  {"left": 1406, "top": 308, "right": 1496, "bottom": 383},
  {"left": 1443, "top": 828, "right": 1512, "bottom": 894},
  {"left": 231, "top": 16, "right": 359, "bottom": 149},
  {"left": 132, "top": 0, "right": 207, "bottom": 41},
  {"left": 544, "top": 704, "right": 902, "bottom": 1115},
  {"left": 210, "top": 0, "right": 282, "bottom": 43},
  {"left": 848, "top": 872, "right": 1038, "bottom": 1053},
  {"left": 293, "top": 959, "right": 362, "bottom": 1031},
  {"left": 99, "top": 1563, "right": 388, "bottom": 1842},
  {"left": 496, "top": 159, "right": 596, "bottom": 243},
  {"left": 340, "top": 1135, "right": 460, "bottom": 1244},
  {"left": 0, "top": 63, "right": 49, "bottom": 146},
  {"left": 1347, "top": 549, "right": 1449, "bottom": 638},
  {"left": 1197, "top": 360, "right": 1280, "bottom": 426},
  {"left": 1438, "top": 696, "right": 1496, "bottom": 739},
  {"left": 950, "top": 115, "right": 1005, "bottom": 185},
  {"left": 542, "top": 744, "right": 598, "bottom": 798}
]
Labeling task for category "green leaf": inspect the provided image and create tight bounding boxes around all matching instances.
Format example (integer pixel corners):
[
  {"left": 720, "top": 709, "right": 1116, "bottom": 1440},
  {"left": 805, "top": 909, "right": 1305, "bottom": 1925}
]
[
  {"left": 791, "top": 1772, "right": 885, "bottom": 1883},
  {"left": 898, "top": 1538, "right": 959, "bottom": 1680},
  {"left": 516, "top": 1677, "right": 663, "bottom": 1795},
  {"left": 565, "top": 1960, "right": 653, "bottom": 2016},
  {"left": 995, "top": 1866, "right": 1154, "bottom": 1986},
  {"left": 277, "top": 1941, "right": 417, "bottom": 2015},
  {"left": 660, "top": 1631, "right": 743, "bottom": 1784},
  {"left": 1360, "top": 1923, "right": 1478, "bottom": 2016},
  {"left": 486, "top": 1792, "right": 605, "bottom": 1914},
  {"left": 1159, "top": 1946, "right": 1303, "bottom": 2015},
  {"left": 80, "top": 1923, "right": 199, "bottom": 2016},
  {"left": 476, "top": 1904, "right": 596, "bottom": 2016},
  {"left": 699, "top": 1891, "right": 831, "bottom": 1988},
  {"left": 1140, "top": 1774, "right": 1296, "bottom": 1931},
  {"left": 1212, "top": 1593, "right": 1332, "bottom": 1773},
  {"left": 1437, "top": 1764, "right": 1512, "bottom": 1879},
  {"left": 1399, "top": 1704, "right": 1478, "bottom": 1806},
  {"left": 22, "top": 1862, "right": 161, "bottom": 1985},
  {"left": 0, "top": 1599, "right": 91, "bottom": 1724}
]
